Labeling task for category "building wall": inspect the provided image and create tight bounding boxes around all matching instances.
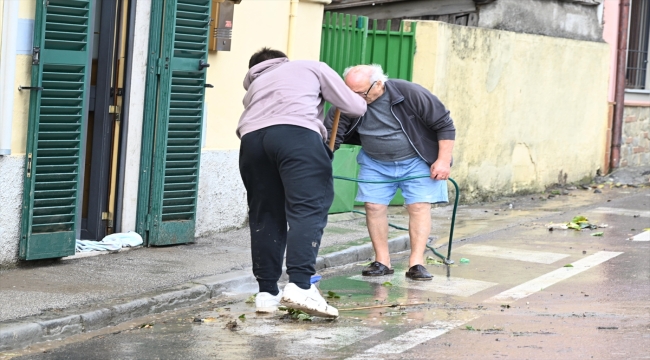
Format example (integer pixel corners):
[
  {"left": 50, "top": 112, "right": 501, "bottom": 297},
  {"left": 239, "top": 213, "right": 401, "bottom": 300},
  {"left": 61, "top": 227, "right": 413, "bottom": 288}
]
[
  {"left": 195, "top": 0, "right": 328, "bottom": 236},
  {"left": 621, "top": 106, "right": 650, "bottom": 167},
  {"left": 477, "top": 0, "right": 604, "bottom": 42},
  {"left": 601, "top": 0, "right": 619, "bottom": 103},
  {"left": 0, "top": 0, "right": 329, "bottom": 266},
  {"left": 600, "top": 0, "right": 650, "bottom": 170},
  {"left": 411, "top": 21, "right": 610, "bottom": 202},
  {"left": 0, "top": 0, "right": 35, "bottom": 268}
]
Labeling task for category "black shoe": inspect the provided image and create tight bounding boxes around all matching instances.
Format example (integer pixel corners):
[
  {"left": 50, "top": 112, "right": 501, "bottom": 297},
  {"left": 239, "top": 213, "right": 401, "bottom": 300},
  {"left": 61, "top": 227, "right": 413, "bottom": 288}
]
[
  {"left": 362, "top": 261, "right": 394, "bottom": 276},
  {"left": 405, "top": 264, "right": 433, "bottom": 281}
]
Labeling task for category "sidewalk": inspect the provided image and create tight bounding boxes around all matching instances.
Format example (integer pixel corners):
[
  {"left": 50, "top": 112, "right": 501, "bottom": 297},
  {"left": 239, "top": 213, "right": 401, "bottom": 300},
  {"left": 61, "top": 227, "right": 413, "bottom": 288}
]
[{"left": 1, "top": 166, "right": 648, "bottom": 351}]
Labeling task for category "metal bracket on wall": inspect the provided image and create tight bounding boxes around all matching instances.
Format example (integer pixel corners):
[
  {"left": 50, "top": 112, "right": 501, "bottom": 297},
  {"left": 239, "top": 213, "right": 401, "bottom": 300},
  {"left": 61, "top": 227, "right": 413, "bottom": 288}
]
[
  {"left": 108, "top": 105, "right": 121, "bottom": 121},
  {"left": 18, "top": 86, "right": 44, "bottom": 91},
  {"left": 26, "top": 153, "right": 33, "bottom": 178},
  {"left": 32, "top": 47, "right": 40, "bottom": 65}
]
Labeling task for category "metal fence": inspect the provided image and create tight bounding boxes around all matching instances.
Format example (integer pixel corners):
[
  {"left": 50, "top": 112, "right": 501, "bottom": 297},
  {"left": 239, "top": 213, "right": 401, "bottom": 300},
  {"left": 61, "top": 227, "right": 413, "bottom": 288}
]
[{"left": 320, "top": 12, "right": 416, "bottom": 81}]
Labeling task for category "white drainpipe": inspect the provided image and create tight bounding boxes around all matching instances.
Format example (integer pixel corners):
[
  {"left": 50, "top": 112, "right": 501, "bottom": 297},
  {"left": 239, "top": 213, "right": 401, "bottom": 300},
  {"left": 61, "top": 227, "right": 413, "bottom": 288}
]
[{"left": 0, "top": 0, "right": 19, "bottom": 155}]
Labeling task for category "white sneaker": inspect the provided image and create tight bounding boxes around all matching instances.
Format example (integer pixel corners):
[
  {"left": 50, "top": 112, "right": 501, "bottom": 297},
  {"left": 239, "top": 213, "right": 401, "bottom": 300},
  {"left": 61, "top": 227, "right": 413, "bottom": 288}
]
[
  {"left": 280, "top": 283, "right": 339, "bottom": 318},
  {"left": 255, "top": 291, "right": 283, "bottom": 313}
]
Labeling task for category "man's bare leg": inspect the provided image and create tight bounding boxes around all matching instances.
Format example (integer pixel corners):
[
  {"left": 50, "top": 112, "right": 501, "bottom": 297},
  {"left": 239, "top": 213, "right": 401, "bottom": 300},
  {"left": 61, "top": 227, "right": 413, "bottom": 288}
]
[
  {"left": 364, "top": 202, "right": 391, "bottom": 268},
  {"left": 406, "top": 202, "right": 431, "bottom": 267}
]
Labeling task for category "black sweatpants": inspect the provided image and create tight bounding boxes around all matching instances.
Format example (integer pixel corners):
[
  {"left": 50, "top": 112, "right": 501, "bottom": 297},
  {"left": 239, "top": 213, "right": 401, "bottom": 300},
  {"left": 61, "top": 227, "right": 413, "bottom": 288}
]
[{"left": 239, "top": 125, "right": 334, "bottom": 294}]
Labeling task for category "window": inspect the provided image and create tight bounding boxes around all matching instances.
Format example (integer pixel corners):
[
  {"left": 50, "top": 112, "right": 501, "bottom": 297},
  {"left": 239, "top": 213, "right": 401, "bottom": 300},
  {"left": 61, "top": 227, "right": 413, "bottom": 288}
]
[{"left": 626, "top": 0, "right": 650, "bottom": 93}]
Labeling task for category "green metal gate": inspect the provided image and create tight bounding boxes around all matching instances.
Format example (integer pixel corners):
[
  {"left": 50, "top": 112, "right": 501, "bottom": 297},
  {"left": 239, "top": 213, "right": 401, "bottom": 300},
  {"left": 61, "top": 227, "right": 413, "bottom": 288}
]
[
  {"left": 320, "top": 12, "right": 416, "bottom": 80},
  {"left": 20, "top": 0, "right": 93, "bottom": 260},
  {"left": 136, "top": 0, "right": 211, "bottom": 246}
]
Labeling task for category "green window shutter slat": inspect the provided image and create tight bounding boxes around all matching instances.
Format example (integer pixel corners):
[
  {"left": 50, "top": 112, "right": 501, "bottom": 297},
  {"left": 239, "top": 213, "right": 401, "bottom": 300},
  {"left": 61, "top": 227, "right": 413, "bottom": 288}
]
[{"left": 20, "top": 0, "right": 92, "bottom": 260}]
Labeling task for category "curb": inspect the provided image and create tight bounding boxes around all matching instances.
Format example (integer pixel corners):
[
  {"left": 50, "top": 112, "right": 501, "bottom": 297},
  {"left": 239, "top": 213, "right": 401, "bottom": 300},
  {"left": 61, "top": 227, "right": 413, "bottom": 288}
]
[
  {"left": 0, "top": 270, "right": 254, "bottom": 352},
  {"left": 0, "top": 236, "right": 409, "bottom": 352}
]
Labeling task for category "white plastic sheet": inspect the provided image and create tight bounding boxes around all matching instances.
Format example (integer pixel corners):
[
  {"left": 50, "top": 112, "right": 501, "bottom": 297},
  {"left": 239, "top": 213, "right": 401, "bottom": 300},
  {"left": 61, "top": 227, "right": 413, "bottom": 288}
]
[{"left": 76, "top": 231, "right": 143, "bottom": 252}]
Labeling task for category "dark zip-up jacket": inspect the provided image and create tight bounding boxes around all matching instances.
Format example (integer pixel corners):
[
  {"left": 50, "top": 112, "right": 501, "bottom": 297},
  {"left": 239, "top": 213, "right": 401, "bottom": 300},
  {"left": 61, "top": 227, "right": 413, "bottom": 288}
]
[{"left": 325, "top": 79, "right": 455, "bottom": 166}]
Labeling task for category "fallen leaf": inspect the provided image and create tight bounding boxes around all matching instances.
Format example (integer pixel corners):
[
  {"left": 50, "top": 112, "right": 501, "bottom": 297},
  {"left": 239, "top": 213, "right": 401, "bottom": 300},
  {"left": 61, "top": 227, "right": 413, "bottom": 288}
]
[
  {"left": 357, "top": 261, "right": 373, "bottom": 266},
  {"left": 564, "top": 264, "right": 574, "bottom": 267},
  {"left": 382, "top": 281, "right": 393, "bottom": 287},
  {"left": 203, "top": 317, "right": 217, "bottom": 323},
  {"left": 326, "top": 290, "right": 341, "bottom": 299},
  {"left": 297, "top": 313, "right": 313, "bottom": 321},
  {"left": 591, "top": 232, "right": 604, "bottom": 237},
  {"left": 238, "top": 314, "right": 246, "bottom": 320},
  {"left": 245, "top": 294, "right": 257, "bottom": 304},
  {"left": 571, "top": 215, "right": 589, "bottom": 223},
  {"left": 567, "top": 222, "right": 581, "bottom": 230}
]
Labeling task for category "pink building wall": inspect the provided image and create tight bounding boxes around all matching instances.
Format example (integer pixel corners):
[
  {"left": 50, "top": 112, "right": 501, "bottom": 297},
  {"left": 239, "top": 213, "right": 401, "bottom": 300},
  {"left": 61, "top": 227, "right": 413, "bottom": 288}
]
[{"left": 602, "top": 0, "right": 620, "bottom": 103}]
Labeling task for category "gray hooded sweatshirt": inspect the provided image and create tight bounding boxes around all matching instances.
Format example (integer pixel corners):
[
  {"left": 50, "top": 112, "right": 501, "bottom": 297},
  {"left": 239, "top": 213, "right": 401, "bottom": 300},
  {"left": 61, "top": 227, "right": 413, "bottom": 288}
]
[{"left": 237, "top": 58, "right": 367, "bottom": 139}]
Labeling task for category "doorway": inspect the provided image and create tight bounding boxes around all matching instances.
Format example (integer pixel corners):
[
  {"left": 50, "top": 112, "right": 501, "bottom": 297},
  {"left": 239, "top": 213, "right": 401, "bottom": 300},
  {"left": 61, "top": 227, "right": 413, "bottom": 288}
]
[{"left": 80, "top": 0, "right": 131, "bottom": 240}]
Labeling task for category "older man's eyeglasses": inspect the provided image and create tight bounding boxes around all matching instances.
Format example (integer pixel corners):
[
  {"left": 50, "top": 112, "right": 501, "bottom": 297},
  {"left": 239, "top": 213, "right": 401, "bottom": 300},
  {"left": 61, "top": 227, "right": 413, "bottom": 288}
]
[{"left": 355, "top": 81, "right": 377, "bottom": 98}]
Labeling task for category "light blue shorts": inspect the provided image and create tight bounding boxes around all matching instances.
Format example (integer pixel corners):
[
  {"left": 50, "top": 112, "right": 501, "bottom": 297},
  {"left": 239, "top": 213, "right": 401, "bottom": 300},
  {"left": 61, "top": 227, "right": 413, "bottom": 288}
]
[{"left": 355, "top": 149, "right": 448, "bottom": 205}]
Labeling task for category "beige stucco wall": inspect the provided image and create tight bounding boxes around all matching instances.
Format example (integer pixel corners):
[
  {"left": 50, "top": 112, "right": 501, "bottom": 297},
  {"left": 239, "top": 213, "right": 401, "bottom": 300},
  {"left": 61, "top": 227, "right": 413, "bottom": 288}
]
[
  {"left": 411, "top": 21, "right": 610, "bottom": 201},
  {"left": 196, "top": 1, "right": 328, "bottom": 235},
  {"left": 204, "top": 0, "right": 326, "bottom": 151},
  {"left": 10, "top": 0, "right": 35, "bottom": 155}
]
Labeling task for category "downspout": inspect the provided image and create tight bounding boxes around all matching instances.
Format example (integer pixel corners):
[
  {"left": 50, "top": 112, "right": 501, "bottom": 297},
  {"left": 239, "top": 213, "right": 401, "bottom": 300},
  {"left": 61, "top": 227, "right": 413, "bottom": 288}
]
[
  {"left": 0, "top": 0, "right": 19, "bottom": 155},
  {"left": 611, "top": 0, "right": 630, "bottom": 170},
  {"left": 287, "top": 0, "right": 331, "bottom": 58},
  {"left": 287, "top": 0, "right": 299, "bottom": 58}
]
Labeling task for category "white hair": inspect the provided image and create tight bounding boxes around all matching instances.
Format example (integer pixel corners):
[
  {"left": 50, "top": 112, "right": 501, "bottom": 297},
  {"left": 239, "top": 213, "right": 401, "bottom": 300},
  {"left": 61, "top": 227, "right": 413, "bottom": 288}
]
[{"left": 343, "top": 64, "right": 389, "bottom": 83}]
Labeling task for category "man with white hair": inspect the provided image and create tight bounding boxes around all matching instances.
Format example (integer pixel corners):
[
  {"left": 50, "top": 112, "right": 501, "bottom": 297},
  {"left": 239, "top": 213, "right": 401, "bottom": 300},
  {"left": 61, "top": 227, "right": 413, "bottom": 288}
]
[{"left": 326, "top": 64, "right": 455, "bottom": 280}]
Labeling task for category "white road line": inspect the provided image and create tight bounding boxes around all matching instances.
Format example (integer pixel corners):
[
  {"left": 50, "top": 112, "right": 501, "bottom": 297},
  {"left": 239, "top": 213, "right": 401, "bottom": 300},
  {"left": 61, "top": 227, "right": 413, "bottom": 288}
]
[
  {"left": 349, "top": 274, "right": 497, "bottom": 297},
  {"left": 630, "top": 231, "right": 650, "bottom": 241},
  {"left": 484, "top": 251, "right": 623, "bottom": 304},
  {"left": 590, "top": 207, "right": 650, "bottom": 218},
  {"left": 454, "top": 244, "right": 569, "bottom": 264},
  {"left": 346, "top": 319, "right": 472, "bottom": 359}
]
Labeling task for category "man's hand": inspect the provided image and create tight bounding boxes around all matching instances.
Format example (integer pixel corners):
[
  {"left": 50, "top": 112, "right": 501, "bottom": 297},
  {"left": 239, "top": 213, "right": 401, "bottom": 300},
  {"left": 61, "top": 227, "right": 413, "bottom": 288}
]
[
  {"left": 430, "top": 139, "right": 454, "bottom": 180},
  {"left": 430, "top": 160, "right": 450, "bottom": 180}
]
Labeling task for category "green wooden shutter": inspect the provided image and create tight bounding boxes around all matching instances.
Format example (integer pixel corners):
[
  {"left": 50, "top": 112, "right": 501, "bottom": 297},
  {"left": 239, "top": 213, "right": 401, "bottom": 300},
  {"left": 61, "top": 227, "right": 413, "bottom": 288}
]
[
  {"left": 20, "top": 0, "right": 92, "bottom": 260},
  {"left": 146, "top": 0, "right": 210, "bottom": 246}
]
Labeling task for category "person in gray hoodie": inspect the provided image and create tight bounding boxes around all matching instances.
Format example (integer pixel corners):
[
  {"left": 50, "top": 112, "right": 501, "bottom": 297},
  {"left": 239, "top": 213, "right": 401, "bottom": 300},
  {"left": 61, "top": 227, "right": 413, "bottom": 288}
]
[{"left": 237, "top": 48, "right": 366, "bottom": 318}]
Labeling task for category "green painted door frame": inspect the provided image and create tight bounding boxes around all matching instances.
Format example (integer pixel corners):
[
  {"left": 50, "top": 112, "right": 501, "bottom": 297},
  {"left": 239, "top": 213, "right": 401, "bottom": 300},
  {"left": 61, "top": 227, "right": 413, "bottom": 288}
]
[
  {"left": 20, "top": 0, "right": 94, "bottom": 260},
  {"left": 136, "top": 0, "right": 211, "bottom": 246}
]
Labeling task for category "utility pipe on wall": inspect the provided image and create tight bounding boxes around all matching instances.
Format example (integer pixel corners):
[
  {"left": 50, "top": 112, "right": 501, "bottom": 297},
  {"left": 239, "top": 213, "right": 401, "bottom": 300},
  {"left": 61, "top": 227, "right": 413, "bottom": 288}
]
[
  {"left": 287, "top": 0, "right": 299, "bottom": 58},
  {"left": 287, "top": 0, "right": 331, "bottom": 58},
  {"left": 0, "top": 0, "right": 19, "bottom": 155},
  {"left": 611, "top": 0, "right": 630, "bottom": 170}
]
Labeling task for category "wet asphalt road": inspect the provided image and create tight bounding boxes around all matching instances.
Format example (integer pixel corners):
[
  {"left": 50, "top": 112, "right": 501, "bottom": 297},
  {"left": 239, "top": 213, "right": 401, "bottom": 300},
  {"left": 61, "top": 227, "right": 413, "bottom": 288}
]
[{"left": 4, "top": 191, "right": 649, "bottom": 360}]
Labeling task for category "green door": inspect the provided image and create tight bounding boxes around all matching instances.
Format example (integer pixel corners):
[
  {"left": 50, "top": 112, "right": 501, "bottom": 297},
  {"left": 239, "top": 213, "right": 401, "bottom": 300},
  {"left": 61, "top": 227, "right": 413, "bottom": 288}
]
[
  {"left": 137, "top": 0, "right": 210, "bottom": 246},
  {"left": 20, "top": 0, "right": 93, "bottom": 260}
]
